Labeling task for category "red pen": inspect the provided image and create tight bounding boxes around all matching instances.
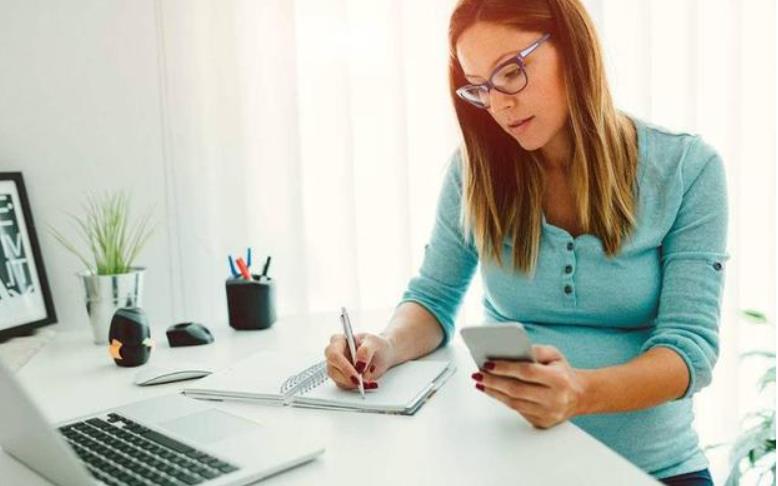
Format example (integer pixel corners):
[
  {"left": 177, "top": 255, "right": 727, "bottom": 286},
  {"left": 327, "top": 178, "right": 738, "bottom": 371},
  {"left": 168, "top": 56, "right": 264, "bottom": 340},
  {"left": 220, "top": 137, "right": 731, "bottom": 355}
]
[{"left": 235, "top": 257, "right": 252, "bottom": 280}]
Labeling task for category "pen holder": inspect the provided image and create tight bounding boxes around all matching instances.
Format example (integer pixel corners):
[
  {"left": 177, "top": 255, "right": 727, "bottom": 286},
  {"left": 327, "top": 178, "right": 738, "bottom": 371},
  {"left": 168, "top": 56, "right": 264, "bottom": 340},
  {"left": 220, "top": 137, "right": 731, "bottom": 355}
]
[{"left": 225, "top": 275, "right": 276, "bottom": 330}]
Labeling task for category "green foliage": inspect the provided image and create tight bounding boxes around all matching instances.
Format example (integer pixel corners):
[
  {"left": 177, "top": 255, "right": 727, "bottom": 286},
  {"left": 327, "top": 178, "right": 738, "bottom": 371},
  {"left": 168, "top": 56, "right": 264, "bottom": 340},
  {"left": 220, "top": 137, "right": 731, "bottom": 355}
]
[
  {"left": 49, "top": 191, "right": 155, "bottom": 275},
  {"left": 705, "top": 309, "right": 775, "bottom": 486},
  {"left": 743, "top": 310, "right": 769, "bottom": 324}
]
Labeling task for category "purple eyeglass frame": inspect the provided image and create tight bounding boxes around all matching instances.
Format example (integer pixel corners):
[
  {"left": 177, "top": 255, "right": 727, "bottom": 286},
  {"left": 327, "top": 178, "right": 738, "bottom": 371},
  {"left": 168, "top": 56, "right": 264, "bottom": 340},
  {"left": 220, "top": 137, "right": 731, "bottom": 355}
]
[{"left": 456, "top": 32, "right": 552, "bottom": 109}]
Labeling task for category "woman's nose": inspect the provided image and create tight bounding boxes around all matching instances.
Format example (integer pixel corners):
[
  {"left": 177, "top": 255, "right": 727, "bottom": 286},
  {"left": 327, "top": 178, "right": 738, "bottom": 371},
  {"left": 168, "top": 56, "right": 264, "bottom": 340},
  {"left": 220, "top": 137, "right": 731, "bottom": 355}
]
[{"left": 488, "top": 88, "right": 516, "bottom": 112}]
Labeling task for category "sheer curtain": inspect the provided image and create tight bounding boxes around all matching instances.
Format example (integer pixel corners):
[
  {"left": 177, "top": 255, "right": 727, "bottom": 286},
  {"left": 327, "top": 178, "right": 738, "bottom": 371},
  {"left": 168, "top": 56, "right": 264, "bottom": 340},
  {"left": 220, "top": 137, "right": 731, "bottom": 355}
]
[
  {"left": 156, "top": 0, "right": 460, "bottom": 320},
  {"left": 154, "top": 0, "right": 775, "bottom": 482}
]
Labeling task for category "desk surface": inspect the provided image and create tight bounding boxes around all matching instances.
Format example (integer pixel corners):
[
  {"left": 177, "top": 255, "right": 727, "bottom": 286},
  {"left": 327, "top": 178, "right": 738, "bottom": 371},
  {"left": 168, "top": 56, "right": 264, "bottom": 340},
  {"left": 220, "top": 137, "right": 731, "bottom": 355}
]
[{"left": 2, "top": 309, "right": 660, "bottom": 485}]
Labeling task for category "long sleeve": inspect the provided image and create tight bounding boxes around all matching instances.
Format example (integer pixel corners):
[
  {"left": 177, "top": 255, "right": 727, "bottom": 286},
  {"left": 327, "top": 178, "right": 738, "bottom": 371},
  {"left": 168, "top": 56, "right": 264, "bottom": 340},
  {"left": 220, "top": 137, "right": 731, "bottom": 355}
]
[
  {"left": 397, "top": 149, "right": 479, "bottom": 347},
  {"left": 639, "top": 137, "right": 730, "bottom": 400}
]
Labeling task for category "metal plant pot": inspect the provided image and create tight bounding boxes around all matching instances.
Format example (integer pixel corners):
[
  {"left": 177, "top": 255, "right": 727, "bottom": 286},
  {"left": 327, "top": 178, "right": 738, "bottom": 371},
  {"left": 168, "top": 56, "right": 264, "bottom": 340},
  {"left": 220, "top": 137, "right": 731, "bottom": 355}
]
[{"left": 79, "top": 268, "right": 145, "bottom": 344}]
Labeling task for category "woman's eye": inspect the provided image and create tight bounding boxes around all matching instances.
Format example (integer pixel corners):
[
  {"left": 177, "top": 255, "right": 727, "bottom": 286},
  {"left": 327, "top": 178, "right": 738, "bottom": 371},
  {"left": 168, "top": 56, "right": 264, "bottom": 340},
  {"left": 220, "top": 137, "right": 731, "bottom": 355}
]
[{"left": 499, "top": 67, "right": 521, "bottom": 81}]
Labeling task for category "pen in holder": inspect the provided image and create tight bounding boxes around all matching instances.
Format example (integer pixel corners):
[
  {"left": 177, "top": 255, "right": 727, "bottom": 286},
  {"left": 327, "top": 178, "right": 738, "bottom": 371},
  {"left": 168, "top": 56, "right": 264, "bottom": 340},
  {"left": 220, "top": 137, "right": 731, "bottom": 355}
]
[{"left": 225, "top": 274, "right": 276, "bottom": 330}]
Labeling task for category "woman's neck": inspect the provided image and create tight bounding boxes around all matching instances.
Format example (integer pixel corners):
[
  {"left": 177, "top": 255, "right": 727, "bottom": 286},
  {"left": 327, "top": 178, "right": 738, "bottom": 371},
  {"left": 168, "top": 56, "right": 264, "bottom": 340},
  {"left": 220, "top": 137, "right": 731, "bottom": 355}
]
[{"left": 540, "top": 125, "right": 573, "bottom": 174}]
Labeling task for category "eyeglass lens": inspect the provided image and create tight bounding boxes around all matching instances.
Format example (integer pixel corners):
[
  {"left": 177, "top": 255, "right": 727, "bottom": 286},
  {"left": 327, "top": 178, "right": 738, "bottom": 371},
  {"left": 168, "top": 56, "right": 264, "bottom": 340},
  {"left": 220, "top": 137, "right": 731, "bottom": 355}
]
[{"left": 461, "top": 63, "right": 528, "bottom": 107}]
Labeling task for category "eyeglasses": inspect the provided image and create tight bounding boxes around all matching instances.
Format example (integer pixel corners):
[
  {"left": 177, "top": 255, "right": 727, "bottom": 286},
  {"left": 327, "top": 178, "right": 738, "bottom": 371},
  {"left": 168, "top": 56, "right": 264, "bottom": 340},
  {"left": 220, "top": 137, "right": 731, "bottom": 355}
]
[{"left": 456, "top": 33, "right": 551, "bottom": 110}]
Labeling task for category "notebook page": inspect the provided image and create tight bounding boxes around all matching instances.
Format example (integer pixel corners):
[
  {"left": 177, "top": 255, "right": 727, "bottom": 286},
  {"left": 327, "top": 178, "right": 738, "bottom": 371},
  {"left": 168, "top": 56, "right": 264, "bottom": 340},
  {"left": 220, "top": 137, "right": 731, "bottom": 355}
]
[
  {"left": 297, "top": 360, "right": 450, "bottom": 411},
  {"left": 183, "top": 351, "right": 323, "bottom": 400}
]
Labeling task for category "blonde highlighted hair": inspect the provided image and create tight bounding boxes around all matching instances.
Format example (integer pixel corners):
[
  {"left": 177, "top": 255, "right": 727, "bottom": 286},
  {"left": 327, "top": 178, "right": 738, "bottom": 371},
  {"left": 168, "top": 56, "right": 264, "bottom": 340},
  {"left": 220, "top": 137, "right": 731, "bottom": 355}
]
[{"left": 448, "top": 0, "right": 639, "bottom": 277}]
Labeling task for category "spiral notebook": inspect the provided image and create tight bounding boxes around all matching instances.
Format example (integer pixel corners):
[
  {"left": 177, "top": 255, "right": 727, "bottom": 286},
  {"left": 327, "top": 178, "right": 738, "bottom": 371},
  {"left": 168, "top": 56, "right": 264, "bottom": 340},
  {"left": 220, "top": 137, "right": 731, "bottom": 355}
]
[{"left": 182, "top": 351, "right": 455, "bottom": 415}]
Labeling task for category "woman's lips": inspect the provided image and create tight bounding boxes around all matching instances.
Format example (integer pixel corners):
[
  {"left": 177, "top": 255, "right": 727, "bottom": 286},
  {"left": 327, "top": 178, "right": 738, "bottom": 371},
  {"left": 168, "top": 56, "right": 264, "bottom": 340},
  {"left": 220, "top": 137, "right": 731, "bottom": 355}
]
[{"left": 508, "top": 116, "right": 534, "bottom": 134}]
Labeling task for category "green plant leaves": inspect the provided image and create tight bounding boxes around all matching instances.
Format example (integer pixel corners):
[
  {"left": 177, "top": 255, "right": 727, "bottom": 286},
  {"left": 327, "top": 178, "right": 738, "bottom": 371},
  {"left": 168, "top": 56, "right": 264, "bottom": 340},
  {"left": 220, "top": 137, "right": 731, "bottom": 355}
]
[
  {"left": 740, "top": 350, "right": 777, "bottom": 361},
  {"left": 726, "top": 419, "right": 776, "bottom": 485},
  {"left": 742, "top": 309, "right": 769, "bottom": 324},
  {"left": 48, "top": 191, "right": 155, "bottom": 275},
  {"left": 758, "top": 366, "right": 776, "bottom": 393},
  {"left": 719, "top": 309, "right": 776, "bottom": 486}
]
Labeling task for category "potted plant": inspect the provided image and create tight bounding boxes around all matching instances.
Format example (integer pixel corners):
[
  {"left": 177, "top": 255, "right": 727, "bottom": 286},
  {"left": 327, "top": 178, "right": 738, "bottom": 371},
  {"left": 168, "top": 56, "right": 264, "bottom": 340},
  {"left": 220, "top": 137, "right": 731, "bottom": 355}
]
[
  {"left": 704, "top": 309, "right": 775, "bottom": 486},
  {"left": 49, "top": 192, "right": 155, "bottom": 344}
]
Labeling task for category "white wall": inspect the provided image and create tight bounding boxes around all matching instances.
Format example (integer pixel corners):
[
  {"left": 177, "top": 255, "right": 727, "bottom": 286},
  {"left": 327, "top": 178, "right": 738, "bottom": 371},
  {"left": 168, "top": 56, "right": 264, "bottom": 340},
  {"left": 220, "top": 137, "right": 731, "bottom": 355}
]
[{"left": 0, "top": 0, "right": 175, "bottom": 331}]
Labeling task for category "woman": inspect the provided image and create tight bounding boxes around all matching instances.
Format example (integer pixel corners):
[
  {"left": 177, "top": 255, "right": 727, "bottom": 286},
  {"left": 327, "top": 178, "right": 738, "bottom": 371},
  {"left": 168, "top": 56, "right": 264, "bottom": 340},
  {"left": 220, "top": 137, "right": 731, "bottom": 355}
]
[{"left": 324, "top": 1, "right": 728, "bottom": 484}]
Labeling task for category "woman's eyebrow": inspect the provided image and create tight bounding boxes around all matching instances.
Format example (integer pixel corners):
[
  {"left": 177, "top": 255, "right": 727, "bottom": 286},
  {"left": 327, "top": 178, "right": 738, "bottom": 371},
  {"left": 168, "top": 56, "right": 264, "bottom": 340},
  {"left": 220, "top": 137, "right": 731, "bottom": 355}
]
[{"left": 464, "top": 50, "right": 519, "bottom": 81}]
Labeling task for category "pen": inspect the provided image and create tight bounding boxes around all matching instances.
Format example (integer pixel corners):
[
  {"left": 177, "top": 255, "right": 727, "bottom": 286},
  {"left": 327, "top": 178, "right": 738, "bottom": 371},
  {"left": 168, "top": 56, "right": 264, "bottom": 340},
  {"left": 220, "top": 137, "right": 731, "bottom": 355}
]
[
  {"left": 235, "top": 257, "right": 252, "bottom": 280},
  {"left": 340, "top": 306, "right": 365, "bottom": 399},
  {"left": 260, "top": 256, "right": 272, "bottom": 280},
  {"left": 247, "top": 247, "right": 252, "bottom": 268},
  {"left": 228, "top": 256, "right": 239, "bottom": 278}
]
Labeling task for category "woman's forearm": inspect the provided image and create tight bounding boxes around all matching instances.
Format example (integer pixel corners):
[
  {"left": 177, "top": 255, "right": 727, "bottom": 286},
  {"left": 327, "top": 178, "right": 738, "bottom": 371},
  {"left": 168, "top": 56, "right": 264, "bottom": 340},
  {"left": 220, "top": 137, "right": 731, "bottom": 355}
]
[
  {"left": 381, "top": 301, "right": 445, "bottom": 366},
  {"left": 576, "top": 346, "right": 690, "bottom": 415}
]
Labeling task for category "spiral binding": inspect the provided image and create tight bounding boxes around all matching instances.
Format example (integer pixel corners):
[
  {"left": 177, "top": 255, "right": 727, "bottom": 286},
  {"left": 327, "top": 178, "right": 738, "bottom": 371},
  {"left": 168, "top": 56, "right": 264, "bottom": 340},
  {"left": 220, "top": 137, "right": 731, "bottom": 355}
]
[{"left": 280, "top": 360, "right": 328, "bottom": 398}]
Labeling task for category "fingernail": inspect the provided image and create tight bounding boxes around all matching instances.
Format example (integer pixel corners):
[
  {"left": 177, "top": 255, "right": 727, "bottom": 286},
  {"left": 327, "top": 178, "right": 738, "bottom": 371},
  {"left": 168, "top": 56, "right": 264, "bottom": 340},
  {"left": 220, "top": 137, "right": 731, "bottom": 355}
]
[
  {"left": 355, "top": 361, "right": 366, "bottom": 373},
  {"left": 471, "top": 372, "right": 483, "bottom": 382},
  {"left": 369, "top": 364, "right": 376, "bottom": 373},
  {"left": 351, "top": 376, "right": 359, "bottom": 385},
  {"left": 475, "top": 383, "right": 485, "bottom": 391},
  {"left": 483, "top": 361, "right": 495, "bottom": 370},
  {"left": 366, "top": 382, "right": 378, "bottom": 389}
]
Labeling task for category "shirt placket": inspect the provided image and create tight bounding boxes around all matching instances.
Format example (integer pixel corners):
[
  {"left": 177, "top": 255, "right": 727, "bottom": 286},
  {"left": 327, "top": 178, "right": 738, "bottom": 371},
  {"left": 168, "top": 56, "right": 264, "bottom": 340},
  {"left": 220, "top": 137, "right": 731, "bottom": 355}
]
[{"left": 563, "top": 240, "right": 577, "bottom": 306}]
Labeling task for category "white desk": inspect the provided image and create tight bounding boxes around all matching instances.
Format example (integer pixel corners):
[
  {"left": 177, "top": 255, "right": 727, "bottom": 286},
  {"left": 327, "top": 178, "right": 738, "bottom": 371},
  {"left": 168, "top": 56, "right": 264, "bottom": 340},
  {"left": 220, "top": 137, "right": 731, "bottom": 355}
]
[{"left": 1, "top": 309, "right": 660, "bottom": 485}]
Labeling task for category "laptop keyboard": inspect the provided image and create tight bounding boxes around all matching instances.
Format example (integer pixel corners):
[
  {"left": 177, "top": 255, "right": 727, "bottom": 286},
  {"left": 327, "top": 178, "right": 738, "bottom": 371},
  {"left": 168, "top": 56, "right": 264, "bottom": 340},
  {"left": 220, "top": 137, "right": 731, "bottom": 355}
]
[{"left": 58, "top": 412, "right": 239, "bottom": 486}]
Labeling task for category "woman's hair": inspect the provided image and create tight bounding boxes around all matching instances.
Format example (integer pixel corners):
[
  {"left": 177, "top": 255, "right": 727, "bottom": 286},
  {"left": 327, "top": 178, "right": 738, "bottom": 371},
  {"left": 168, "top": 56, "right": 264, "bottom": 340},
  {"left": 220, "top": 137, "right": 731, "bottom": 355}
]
[{"left": 448, "top": 0, "right": 639, "bottom": 277}]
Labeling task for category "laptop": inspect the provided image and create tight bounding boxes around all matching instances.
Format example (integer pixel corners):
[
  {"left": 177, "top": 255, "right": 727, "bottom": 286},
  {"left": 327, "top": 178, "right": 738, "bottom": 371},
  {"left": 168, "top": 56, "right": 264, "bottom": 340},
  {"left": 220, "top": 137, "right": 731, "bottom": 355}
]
[{"left": 0, "top": 359, "right": 325, "bottom": 485}]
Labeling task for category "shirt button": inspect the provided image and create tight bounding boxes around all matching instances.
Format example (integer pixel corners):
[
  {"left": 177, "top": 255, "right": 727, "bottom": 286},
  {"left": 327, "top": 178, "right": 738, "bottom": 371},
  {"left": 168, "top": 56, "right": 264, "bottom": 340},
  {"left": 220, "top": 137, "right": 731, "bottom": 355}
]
[
  {"left": 713, "top": 262, "right": 722, "bottom": 271},
  {"left": 564, "top": 284, "right": 573, "bottom": 294},
  {"left": 565, "top": 265, "right": 573, "bottom": 274},
  {"left": 566, "top": 242, "right": 574, "bottom": 251}
]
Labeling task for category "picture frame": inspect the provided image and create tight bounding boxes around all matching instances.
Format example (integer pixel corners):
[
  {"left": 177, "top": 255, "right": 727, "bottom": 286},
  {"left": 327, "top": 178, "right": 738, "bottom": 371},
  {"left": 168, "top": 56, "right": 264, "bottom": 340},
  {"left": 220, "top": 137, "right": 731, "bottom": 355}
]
[{"left": 0, "top": 172, "right": 57, "bottom": 340}]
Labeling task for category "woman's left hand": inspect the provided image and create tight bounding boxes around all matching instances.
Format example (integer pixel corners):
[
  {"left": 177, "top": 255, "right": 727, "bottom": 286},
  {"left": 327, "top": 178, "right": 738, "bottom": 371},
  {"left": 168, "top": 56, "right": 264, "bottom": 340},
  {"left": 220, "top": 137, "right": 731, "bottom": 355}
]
[{"left": 472, "top": 344, "right": 588, "bottom": 429}]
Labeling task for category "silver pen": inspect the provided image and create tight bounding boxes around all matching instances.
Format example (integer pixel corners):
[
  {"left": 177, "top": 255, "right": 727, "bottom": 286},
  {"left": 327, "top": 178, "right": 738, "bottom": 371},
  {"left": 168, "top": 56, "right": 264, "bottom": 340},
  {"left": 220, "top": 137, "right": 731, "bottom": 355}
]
[{"left": 340, "top": 306, "right": 365, "bottom": 399}]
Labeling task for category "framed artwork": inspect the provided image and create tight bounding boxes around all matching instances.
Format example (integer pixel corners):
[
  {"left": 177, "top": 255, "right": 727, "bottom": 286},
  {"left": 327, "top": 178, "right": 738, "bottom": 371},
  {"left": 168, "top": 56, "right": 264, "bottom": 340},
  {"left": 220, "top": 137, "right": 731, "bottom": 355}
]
[{"left": 0, "top": 172, "right": 56, "bottom": 340}]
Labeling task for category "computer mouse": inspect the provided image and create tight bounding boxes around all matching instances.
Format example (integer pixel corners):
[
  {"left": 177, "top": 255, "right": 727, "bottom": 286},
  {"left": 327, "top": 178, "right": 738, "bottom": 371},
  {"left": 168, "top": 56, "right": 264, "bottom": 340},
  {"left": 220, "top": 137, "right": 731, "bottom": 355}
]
[
  {"left": 166, "top": 322, "right": 214, "bottom": 347},
  {"left": 133, "top": 364, "right": 213, "bottom": 386}
]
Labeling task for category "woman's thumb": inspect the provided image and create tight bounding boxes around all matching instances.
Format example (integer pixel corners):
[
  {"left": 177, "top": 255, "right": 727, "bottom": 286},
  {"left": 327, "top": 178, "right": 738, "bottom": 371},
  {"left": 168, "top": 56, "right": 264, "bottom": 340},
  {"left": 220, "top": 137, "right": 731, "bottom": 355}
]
[{"left": 532, "top": 344, "right": 563, "bottom": 364}]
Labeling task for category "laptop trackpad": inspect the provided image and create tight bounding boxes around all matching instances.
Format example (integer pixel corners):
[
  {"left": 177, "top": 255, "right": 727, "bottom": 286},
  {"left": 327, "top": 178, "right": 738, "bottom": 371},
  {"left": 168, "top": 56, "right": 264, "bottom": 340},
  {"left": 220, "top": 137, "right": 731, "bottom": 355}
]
[{"left": 160, "top": 409, "right": 260, "bottom": 444}]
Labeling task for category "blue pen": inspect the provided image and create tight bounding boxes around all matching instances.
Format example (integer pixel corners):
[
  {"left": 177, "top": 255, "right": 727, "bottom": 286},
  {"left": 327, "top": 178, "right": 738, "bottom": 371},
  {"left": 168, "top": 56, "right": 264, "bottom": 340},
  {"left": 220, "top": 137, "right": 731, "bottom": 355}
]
[
  {"left": 247, "top": 247, "right": 252, "bottom": 268},
  {"left": 228, "top": 255, "right": 239, "bottom": 278}
]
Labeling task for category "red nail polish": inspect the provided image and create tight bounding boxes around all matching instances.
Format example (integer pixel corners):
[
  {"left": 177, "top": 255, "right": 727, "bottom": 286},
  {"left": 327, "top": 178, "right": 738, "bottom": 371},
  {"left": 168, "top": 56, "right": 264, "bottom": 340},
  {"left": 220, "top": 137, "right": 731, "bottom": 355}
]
[
  {"left": 476, "top": 383, "right": 485, "bottom": 391},
  {"left": 471, "top": 372, "right": 483, "bottom": 382},
  {"left": 351, "top": 376, "right": 359, "bottom": 385},
  {"left": 369, "top": 364, "right": 376, "bottom": 373},
  {"left": 483, "top": 361, "right": 495, "bottom": 370},
  {"left": 366, "top": 382, "right": 378, "bottom": 389},
  {"left": 355, "top": 361, "right": 366, "bottom": 373}
]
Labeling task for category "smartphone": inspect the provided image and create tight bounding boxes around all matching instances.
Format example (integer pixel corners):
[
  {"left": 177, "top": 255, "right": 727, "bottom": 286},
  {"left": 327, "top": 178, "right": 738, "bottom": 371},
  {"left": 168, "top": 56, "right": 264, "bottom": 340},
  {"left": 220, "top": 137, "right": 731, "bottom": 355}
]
[{"left": 460, "top": 322, "right": 536, "bottom": 369}]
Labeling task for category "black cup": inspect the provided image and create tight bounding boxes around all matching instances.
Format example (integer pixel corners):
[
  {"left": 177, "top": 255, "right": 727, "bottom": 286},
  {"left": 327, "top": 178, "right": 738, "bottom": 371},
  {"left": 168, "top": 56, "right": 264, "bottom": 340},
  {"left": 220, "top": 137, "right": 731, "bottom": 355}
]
[{"left": 225, "top": 275, "right": 276, "bottom": 330}]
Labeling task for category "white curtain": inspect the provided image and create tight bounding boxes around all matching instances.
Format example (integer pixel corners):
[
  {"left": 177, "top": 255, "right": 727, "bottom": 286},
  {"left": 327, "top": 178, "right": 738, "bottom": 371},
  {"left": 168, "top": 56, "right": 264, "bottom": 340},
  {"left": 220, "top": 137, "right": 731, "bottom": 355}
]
[
  {"left": 154, "top": 0, "right": 775, "bottom": 483},
  {"left": 156, "top": 0, "right": 460, "bottom": 319}
]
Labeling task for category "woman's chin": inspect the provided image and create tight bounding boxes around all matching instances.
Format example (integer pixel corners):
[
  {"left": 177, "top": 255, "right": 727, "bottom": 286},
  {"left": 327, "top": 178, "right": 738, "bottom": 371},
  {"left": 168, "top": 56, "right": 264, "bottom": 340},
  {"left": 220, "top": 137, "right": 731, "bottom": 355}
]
[
  {"left": 503, "top": 125, "right": 542, "bottom": 150},
  {"left": 512, "top": 135, "right": 544, "bottom": 152}
]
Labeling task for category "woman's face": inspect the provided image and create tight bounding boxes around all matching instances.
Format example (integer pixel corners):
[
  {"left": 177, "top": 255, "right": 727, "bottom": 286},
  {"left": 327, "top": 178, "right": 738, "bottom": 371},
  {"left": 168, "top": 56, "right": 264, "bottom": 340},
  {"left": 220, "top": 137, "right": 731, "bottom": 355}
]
[{"left": 456, "top": 22, "right": 569, "bottom": 156}]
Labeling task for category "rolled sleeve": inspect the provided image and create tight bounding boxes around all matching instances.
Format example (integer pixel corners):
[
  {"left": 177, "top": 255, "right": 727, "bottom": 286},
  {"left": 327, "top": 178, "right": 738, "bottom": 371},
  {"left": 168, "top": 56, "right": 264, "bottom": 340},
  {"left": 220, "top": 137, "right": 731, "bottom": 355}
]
[
  {"left": 639, "top": 138, "right": 730, "bottom": 400},
  {"left": 398, "top": 149, "right": 479, "bottom": 347}
]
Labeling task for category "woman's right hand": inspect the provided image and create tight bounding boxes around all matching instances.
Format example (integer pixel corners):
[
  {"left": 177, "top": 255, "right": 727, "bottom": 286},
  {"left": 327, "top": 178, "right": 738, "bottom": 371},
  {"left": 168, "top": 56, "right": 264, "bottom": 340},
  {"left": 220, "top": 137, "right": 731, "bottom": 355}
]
[{"left": 324, "top": 332, "right": 397, "bottom": 390}]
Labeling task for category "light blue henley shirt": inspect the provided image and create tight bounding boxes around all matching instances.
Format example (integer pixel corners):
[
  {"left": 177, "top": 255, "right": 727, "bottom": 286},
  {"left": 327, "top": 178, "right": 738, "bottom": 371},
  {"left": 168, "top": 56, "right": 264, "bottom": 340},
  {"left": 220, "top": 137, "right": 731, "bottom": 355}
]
[{"left": 399, "top": 115, "right": 730, "bottom": 479}]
